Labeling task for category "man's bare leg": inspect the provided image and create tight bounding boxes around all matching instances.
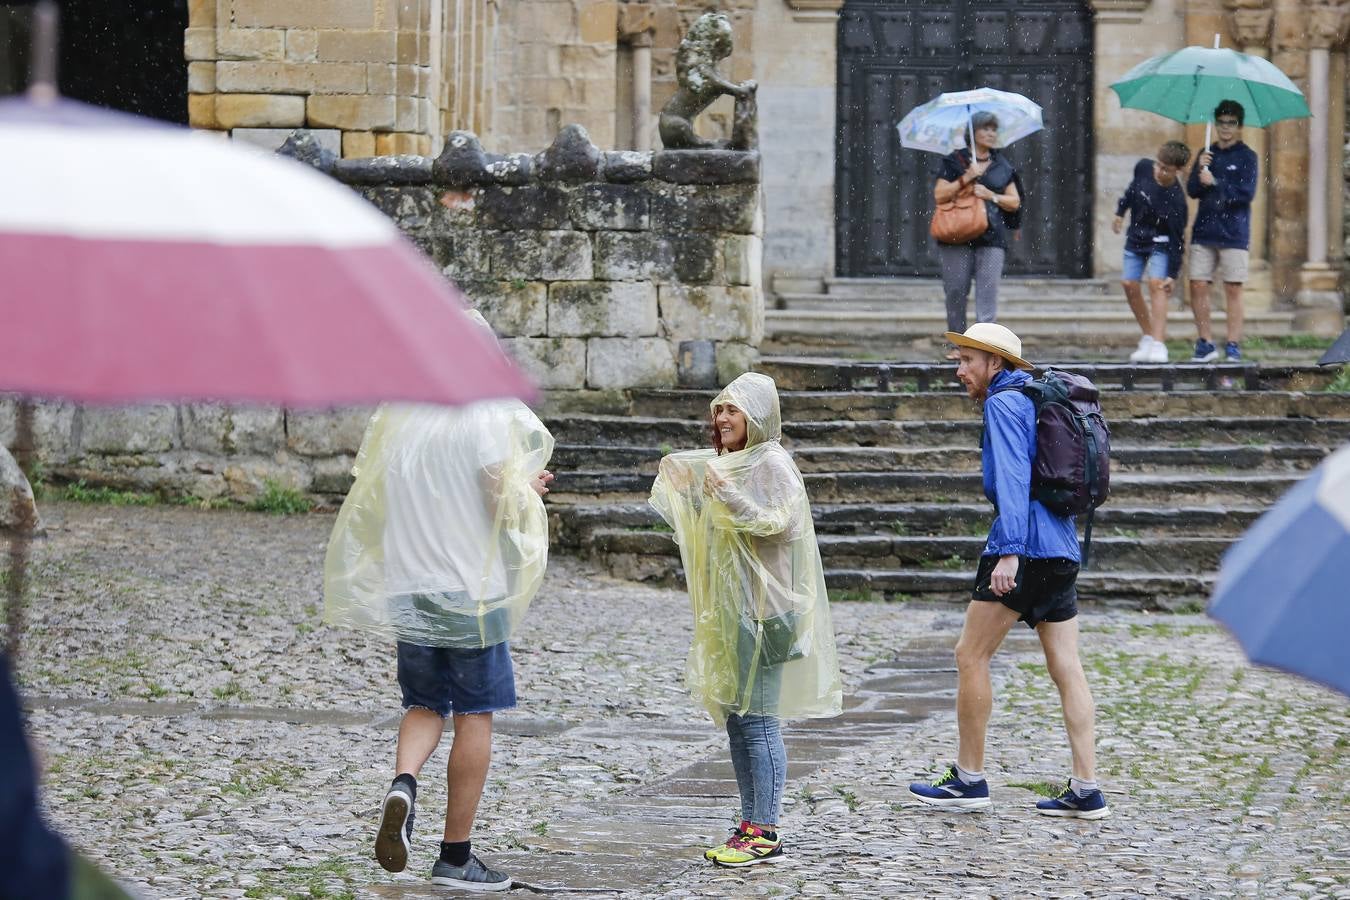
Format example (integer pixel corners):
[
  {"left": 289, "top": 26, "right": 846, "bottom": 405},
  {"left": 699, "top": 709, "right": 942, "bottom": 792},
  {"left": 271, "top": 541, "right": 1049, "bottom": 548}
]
[
  {"left": 1223, "top": 281, "right": 1245, "bottom": 345},
  {"left": 396, "top": 707, "right": 447, "bottom": 778},
  {"left": 443, "top": 712, "right": 493, "bottom": 843},
  {"left": 1190, "top": 279, "right": 1213, "bottom": 343},
  {"left": 1036, "top": 617, "right": 1096, "bottom": 781},
  {"left": 955, "top": 600, "right": 1021, "bottom": 773}
]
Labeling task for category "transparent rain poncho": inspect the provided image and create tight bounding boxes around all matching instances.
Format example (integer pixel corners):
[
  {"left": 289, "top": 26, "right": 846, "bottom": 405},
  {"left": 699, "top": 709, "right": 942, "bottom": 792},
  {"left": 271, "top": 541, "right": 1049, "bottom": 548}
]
[
  {"left": 649, "top": 373, "right": 843, "bottom": 724},
  {"left": 323, "top": 398, "right": 554, "bottom": 648}
]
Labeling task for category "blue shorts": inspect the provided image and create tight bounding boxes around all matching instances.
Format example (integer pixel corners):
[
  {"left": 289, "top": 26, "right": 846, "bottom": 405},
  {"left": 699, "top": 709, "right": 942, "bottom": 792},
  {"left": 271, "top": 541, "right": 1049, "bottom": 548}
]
[
  {"left": 1122, "top": 247, "right": 1170, "bottom": 282},
  {"left": 396, "top": 641, "right": 516, "bottom": 717}
]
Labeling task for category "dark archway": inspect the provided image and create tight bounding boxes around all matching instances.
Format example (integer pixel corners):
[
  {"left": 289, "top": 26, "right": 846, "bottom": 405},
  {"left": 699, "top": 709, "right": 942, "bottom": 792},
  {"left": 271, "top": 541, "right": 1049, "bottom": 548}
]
[{"left": 835, "top": 0, "right": 1094, "bottom": 278}]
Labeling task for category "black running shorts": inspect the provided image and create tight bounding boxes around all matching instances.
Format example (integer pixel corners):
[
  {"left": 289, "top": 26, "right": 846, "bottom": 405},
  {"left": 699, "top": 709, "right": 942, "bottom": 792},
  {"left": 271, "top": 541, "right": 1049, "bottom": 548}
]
[{"left": 972, "top": 555, "right": 1079, "bottom": 629}]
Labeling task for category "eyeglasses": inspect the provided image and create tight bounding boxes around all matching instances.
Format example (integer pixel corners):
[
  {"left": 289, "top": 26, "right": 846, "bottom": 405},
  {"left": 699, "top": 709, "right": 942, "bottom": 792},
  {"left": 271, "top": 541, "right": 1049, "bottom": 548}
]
[{"left": 1216, "top": 118, "right": 1240, "bottom": 126}]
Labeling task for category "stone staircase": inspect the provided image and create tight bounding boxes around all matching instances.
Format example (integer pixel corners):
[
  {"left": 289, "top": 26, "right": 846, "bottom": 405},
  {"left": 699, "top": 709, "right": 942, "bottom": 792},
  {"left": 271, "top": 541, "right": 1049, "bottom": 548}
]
[
  {"left": 544, "top": 359, "right": 1349, "bottom": 611},
  {"left": 767, "top": 276, "right": 1305, "bottom": 360}
]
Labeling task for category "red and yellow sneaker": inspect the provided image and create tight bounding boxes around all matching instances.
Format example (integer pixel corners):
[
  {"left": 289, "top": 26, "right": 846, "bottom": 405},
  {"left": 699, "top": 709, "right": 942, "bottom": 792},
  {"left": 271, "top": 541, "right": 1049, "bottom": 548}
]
[
  {"left": 709, "top": 825, "right": 784, "bottom": 867},
  {"left": 703, "top": 821, "right": 749, "bottom": 860}
]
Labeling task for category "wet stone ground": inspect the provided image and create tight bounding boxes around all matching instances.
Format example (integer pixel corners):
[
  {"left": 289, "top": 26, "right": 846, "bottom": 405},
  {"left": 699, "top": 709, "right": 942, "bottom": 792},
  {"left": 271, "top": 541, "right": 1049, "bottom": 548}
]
[{"left": 10, "top": 502, "right": 1350, "bottom": 899}]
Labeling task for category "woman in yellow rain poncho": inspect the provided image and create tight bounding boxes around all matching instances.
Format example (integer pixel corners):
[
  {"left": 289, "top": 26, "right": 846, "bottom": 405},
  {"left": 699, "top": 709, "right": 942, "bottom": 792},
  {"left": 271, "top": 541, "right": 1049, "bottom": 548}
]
[
  {"left": 650, "top": 372, "right": 842, "bottom": 868},
  {"left": 323, "top": 311, "right": 553, "bottom": 890}
]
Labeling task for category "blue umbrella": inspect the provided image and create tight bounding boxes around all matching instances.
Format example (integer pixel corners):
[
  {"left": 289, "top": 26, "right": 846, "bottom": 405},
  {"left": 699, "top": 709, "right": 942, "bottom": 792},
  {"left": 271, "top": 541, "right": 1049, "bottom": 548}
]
[
  {"left": 1208, "top": 443, "right": 1350, "bottom": 696},
  {"left": 896, "top": 87, "right": 1044, "bottom": 155}
]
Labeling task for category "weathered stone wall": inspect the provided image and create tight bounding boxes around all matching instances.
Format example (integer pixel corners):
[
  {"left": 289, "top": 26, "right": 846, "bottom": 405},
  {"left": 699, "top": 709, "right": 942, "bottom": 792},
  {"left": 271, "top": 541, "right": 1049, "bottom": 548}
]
[{"left": 1, "top": 125, "right": 764, "bottom": 502}]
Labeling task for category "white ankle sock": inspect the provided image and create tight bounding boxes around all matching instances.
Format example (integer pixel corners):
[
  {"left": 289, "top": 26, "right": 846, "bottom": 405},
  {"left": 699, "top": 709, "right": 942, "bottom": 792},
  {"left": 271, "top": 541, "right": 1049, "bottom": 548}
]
[
  {"left": 956, "top": 763, "right": 985, "bottom": 785},
  {"left": 1070, "top": 777, "right": 1099, "bottom": 797}
]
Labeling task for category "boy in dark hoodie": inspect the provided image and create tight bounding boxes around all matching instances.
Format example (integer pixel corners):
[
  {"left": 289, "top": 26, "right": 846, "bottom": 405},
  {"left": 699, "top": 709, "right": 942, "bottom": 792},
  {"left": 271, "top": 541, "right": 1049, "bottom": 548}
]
[
  {"left": 1113, "top": 140, "right": 1191, "bottom": 363},
  {"left": 1187, "top": 99, "right": 1259, "bottom": 362}
]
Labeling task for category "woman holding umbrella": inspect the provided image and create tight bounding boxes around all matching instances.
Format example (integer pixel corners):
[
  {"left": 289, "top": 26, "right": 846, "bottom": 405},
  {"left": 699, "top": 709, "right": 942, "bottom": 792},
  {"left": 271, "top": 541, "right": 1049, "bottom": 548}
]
[{"left": 933, "top": 112, "right": 1024, "bottom": 356}]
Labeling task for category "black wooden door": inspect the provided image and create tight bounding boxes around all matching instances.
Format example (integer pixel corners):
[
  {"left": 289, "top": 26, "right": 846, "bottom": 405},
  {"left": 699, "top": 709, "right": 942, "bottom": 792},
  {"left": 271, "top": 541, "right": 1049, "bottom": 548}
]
[{"left": 836, "top": 0, "right": 1094, "bottom": 277}]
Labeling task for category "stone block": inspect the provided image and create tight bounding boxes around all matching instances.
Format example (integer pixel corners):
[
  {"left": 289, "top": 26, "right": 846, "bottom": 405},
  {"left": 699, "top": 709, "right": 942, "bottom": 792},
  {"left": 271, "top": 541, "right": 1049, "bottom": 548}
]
[
  {"left": 570, "top": 183, "right": 650, "bottom": 231},
  {"left": 422, "top": 228, "right": 491, "bottom": 279},
  {"left": 396, "top": 64, "right": 418, "bottom": 96},
  {"left": 182, "top": 404, "right": 285, "bottom": 455},
  {"left": 659, "top": 285, "right": 757, "bottom": 341},
  {"left": 310, "top": 455, "right": 357, "bottom": 495},
  {"left": 594, "top": 231, "right": 674, "bottom": 281},
  {"left": 479, "top": 185, "right": 571, "bottom": 230},
  {"left": 188, "top": 0, "right": 215, "bottom": 26},
  {"left": 275, "top": 129, "right": 340, "bottom": 170},
  {"left": 343, "top": 130, "right": 377, "bottom": 158},
  {"left": 722, "top": 234, "right": 762, "bottom": 286},
  {"left": 184, "top": 27, "right": 216, "bottom": 60},
  {"left": 550, "top": 281, "right": 658, "bottom": 337},
  {"left": 188, "top": 94, "right": 218, "bottom": 129},
  {"left": 536, "top": 124, "right": 602, "bottom": 181},
  {"left": 0, "top": 445, "right": 39, "bottom": 534},
  {"left": 286, "top": 28, "right": 319, "bottom": 61},
  {"left": 216, "top": 61, "right": 367, "bottom": 94},
  {"left": 490, "top": 231, "right": 593, "bottom": 281},
  {"left": 586, "top": 338, "right": 676, "bottom": 389},
  {"left": 396, "top": 30, "right": 419, "bottom": 65},
  {"left": 215, "top": 93, "right": 305, "bottom": 128},
  {"left": 218, "top": 27, "right": 287, "bottom": 60},
  {"left": 188, "top": 61, "right": 217, "bottom": 93},
  {"left": 374, "top": 132, "right": 421, "bottom": 155},
  {"left": 459, "top": 280, "right": 548, "bottom": 337},
  {"left": 82, "top": 405, "right": 178, "bottom": 454},
  {"left": 500, "top": 337, "right": 587, "bottom": 390},
  {"left": 358, "top": 182, "right": 432, "bottom": 228},
  {"left": 285, "top": 407, "right": 375, "bottom": 457},
  {"left": 317, "top": 29, "right": 397, "bottom": 62},
  {"left": 236, "top": 127, "right": 341, "bottom": 157},
  {"left": 484, "top": 153, "right": 535, "bottom": 186},
  {"left": 671, "top": 235, "right": 720, "bottom": 284},
  {"left": 603, "top": 150, "right": 653, "bottom": 183},
  {"left": 651, "top": 184, "right": 759, "bottom": 234},
  {"left": 0, "top": 399, "right": 77, "bottom": 464},
  {"left": 579, "top": 0, "right": 618, "bottom": 43},
  {"left": 654, "top": 150, "right": 760, "bottom": 185},
  {"left": 338, "top": 154, "right": 432, "bottom": 185},
  {"left": 367, "top": 62, "right": 395, "bottom": 93},
  {"left": 715, "top": 342, "right": 759, "bottom": 386},
  {"left": 231, "top": 0, "right": 377, "bottom": 28},
  {"left": 307, "top": 94, "right": 396, "bottom": 130},
  {"left": 394, "top": 97, "right": 418, "bottom": 131}
]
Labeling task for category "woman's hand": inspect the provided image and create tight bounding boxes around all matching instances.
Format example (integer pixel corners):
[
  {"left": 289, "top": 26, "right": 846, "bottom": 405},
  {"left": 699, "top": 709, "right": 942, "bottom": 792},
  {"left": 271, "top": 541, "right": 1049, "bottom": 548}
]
[
  {"left": 1111, "top": 215, "right": 1123, "bottom": 235},
  {"left": 529, "top": 470, "right": 554, "bottom": 496},
  {"left": 973, "top": 184, "right": 995, "bottom": 201},
  {"left": 702, "top": 467, "right": 728, "bottom": 498},
  {"left": 964, "top": 158, "right": 990, "bottom": 182}
]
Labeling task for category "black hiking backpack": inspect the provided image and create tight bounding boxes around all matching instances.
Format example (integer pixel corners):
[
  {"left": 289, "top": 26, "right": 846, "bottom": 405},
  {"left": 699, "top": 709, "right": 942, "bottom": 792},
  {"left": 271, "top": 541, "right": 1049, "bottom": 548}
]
[{"left": 993, "top": 369, "right": 1112, "bottom": 566}]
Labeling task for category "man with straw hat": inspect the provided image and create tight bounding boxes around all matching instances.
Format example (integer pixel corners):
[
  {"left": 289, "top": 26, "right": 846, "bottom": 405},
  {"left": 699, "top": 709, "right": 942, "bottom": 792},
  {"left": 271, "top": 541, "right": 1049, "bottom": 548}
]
[{"left": 909, "top": 324, "right": 1110, "bottom": 820}]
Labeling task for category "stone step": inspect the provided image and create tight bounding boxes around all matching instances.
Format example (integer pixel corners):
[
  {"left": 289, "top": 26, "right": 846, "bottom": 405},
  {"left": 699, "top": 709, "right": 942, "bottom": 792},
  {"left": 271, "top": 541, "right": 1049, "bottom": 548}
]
[
  {"left": 548, "top": 469, "right": 1301, "bottom": 506},
  {"left": 778, "top": 292, "right": 1121, "bottom": 313},
  {"left": 624, "top": 388, "right": 1350, "bottom": 424},
  {"left": 755, "top": 357, "right": 1339, "bottom": 393},
  {"left": 551, "top": 442, "right": 1325, "bottom": 476},
  {"left": 816, "top": 276, "right": 1115, "bottom": 300},
  {"left": 549, "top": 501, "right": 1264, "bottom": 545},
  {"left": 825, "top": 568, "right": 1211, "bottom": 609},
  {"left": 543, "top": 414, "right": 1350, "bottom": 450},
  {"left": 589, "top": 529, "right": 1230, "bottom": 574}
]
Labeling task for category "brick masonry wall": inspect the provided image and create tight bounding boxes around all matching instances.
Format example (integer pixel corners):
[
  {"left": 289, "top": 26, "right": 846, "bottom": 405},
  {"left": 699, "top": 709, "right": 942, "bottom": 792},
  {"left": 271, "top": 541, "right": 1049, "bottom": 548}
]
[{"left": 3, "top": 126, "right": 764, "bottom": 503}]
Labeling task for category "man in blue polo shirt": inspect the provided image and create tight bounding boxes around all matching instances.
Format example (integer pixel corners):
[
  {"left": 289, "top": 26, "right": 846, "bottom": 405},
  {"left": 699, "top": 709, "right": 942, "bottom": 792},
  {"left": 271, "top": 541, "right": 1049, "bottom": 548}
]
[
  {"left": 908, "top": 323, "right": 1109, "bottom": 820},
  {"left": 1188, "top": 99, "right": 1259, "bottom": 362}
]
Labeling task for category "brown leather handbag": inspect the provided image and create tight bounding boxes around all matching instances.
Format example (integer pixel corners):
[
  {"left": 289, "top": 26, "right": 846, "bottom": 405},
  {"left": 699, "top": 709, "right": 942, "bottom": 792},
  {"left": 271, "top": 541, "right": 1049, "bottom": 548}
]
[{"left": 930, "top": 180, "right": 989, "bottom": 245}]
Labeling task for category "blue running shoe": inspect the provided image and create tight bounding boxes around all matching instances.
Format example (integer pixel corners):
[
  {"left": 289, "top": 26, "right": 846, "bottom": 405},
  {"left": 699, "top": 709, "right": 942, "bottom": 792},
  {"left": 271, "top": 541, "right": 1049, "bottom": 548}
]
[
  {"left": 1036, "top": 785, "right": 1110, "bottom": 819},
  {"left": 1191, "top": 339, "right": 1218, "bottom": 363},
  {"left": 1225, "top": 341, "right": 1242, "bottom": 361},
  {"left": 908, "top": 766, "right": 991, "bottom": 811}
]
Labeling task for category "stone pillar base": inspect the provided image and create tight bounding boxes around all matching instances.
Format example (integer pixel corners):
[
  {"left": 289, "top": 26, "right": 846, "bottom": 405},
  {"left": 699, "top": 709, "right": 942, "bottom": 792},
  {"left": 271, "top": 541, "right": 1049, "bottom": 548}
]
[{"left": 1293, "top": 263, "right": 1347, "bottom": 335}]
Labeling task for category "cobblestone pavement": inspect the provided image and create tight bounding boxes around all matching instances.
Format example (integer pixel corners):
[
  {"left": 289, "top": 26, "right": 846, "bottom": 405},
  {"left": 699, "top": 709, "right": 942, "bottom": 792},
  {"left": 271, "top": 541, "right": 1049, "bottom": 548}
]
[{"left": 10, "top": 502, "right": 1350, "bottom": 899}]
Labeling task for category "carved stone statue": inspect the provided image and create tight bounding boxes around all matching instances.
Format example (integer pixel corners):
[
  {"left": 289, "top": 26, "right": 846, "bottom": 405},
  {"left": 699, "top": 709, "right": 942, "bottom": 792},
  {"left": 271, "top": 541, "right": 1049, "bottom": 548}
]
[{"left": 658, "top": 12, "right": 758, "bottom": 151}]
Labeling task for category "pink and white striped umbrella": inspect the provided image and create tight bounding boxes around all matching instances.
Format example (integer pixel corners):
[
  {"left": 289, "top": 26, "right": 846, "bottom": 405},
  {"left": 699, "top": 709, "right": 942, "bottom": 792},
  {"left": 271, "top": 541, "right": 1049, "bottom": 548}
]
[{"left": 0, "top": 96, "right": 535, "bottom": 409}]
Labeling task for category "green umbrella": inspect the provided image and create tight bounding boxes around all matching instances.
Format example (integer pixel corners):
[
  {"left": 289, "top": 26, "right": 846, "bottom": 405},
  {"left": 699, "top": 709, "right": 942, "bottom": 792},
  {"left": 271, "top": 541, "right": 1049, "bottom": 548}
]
[{"left": 1110, "top": 41, "right": 1310, "bottom": 130}]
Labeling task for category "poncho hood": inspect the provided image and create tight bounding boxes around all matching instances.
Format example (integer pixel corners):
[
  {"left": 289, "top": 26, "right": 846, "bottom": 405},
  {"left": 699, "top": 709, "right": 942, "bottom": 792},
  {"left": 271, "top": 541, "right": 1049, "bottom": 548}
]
[{"left": 712, "top": 372, "right": 782, "bottom": 448}]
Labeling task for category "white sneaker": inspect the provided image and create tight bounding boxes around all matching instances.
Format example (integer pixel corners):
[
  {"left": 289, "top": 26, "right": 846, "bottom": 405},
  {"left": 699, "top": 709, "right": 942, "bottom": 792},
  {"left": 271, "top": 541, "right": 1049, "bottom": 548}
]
[
  {"left": 1145, "top": 339, "right": 1170, "bottom": 363},
  {"left": 1128, "top": 336, "right": 1156, "bottom": 363}
]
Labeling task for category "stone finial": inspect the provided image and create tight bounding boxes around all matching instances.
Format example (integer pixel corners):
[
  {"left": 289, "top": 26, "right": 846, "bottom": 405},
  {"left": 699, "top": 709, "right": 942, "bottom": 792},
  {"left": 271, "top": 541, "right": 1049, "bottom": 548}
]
[
  {"left": 658, "top": 11, "right": 758, "bottom": 152},
  {"left": 277, "top": 130, "right": 337, "bottom": 174},
  {"left": 433, "top": 130, "right": 493, "bottom": 185},
  {"left": 1307, "top": 0, "right": 1350, "bottom": 50},
  {"left": 618, "top": 2, "right": 655, "bottom": 46},
  {"left": 536, "top": 124, "right": 602, "bottom": 181},
  {"left": 1223, "top": 0, "right": 1274, "bottom": 48}
]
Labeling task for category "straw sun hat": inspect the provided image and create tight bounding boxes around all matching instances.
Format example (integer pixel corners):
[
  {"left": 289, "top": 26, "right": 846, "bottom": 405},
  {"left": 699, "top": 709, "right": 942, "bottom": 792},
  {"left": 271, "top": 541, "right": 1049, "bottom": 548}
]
[{"left": 943, "top": 323, "right": 1035, "bottom": 371}]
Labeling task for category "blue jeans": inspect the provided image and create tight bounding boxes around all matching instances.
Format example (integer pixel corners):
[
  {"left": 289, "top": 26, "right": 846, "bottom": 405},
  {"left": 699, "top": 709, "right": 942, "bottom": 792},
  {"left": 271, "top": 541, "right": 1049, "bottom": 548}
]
[
  {"left": 1122, "top": 247, "right": 1169, "bottom": 281},
  {"left": 725, "top": 623, "right": 787, "bottom": 825}
]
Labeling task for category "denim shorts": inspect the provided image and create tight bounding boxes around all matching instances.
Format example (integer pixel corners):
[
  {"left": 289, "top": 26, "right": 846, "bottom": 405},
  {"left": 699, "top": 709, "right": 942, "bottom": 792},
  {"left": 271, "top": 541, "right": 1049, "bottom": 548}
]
[
  {"left": 1122, "top": 247, "right": 1170, "bottom": 282},
  {"left": 396, "top": 641, "right": 516, "bottom": 717}
]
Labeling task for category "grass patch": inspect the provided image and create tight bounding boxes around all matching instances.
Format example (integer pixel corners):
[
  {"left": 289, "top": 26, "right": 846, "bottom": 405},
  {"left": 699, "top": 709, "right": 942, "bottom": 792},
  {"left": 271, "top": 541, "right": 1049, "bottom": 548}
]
[
  {"left": 829, "top": 587, "right": 880, "bottom": 603},
  {"left": 248, "top": 479, "right": 311, "bottom": 515},
  {"left": 1322, "top": 366, "right": 1350, "bottom": 393},
  {"left": 1007, "top": 779, "right": 1063, "bottom": 798},
  {"left": 58, "top": 480, "right": 159, "bottom": 506},
  {"left": 832, "top": 785, "right": 860, "bottom": 812}
]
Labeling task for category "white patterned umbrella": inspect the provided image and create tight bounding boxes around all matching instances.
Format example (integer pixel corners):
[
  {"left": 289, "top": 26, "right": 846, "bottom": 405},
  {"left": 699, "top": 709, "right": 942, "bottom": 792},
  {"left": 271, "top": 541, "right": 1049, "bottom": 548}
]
[{"left": 897, "top": 87, "right": 1044, "bottom": 155}]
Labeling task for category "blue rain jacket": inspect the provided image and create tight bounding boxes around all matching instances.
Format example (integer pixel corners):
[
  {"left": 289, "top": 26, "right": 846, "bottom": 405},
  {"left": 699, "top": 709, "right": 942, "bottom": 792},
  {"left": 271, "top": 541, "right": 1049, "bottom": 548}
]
[
  {"left": 1186, "top": 141, "right": 1258, "bottom": 250},
  {"left": 982, "top": 369, "right": 1081, "bottom": 561}
]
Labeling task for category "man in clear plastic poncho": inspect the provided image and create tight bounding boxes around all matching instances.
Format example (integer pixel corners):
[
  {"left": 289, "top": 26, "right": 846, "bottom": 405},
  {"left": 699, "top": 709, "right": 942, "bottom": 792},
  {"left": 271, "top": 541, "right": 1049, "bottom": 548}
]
[
  {"left": 650, "top": 372, "right": 842, "bottom": 868},
  {"left": 323, "top": 312, "right": 554, "bottom": 892}
]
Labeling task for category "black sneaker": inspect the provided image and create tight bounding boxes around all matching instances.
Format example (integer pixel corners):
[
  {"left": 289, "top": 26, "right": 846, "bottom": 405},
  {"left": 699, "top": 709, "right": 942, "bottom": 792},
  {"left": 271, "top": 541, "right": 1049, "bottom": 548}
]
[
  {"left": 375, "top": 782, "right": 415, "bottom": 873},
  {"left": 430, "top": 853, "right": 511, "bottom": 892}
]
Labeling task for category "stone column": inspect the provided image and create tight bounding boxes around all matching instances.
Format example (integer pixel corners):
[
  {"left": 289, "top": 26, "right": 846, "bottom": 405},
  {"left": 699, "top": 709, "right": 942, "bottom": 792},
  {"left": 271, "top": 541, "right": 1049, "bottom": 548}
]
[
  {"left": 1268, "top": 0, "right": 1310, "bottom": 303},
  {"left": 619, "top": 4, "right": 655, "bottom": 151},
  {"left": 1295, "top": 1, "right": 1350, "bottom": 334},
  {"left": 1225, "top": 0, "right": 1274, "bottom": 269}
]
